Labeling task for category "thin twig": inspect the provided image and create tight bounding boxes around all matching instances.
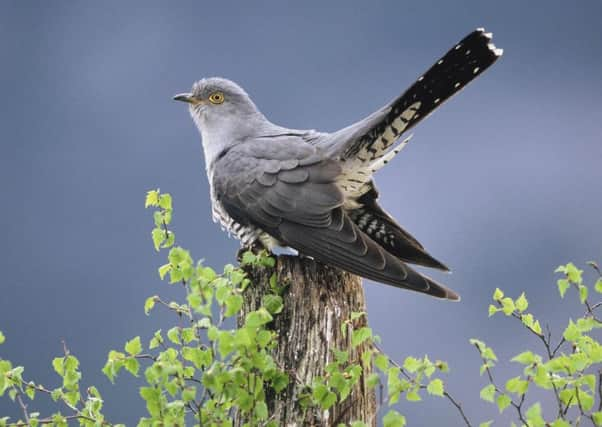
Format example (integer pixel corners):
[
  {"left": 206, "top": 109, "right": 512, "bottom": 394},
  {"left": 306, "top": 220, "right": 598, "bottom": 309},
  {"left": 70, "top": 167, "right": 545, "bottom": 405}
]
[
  {"left": 443, "top": 391, "right": 472, "bottom": 427},
  {"left": 15, "top": 392, "right": 30, "bottom": 425},
  {"left": 472, "top": 343, "right": 529, "bottom": 426},
  {"left": 373, "top": 343, "right": 473, "bottom": 427}
]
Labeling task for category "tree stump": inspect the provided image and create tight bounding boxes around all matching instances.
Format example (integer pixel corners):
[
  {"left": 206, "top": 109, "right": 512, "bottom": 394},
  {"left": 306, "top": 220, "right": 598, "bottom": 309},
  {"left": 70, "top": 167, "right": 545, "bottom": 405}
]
[{"left": 237, "top": 255, "right": 376, "bottom": 426}]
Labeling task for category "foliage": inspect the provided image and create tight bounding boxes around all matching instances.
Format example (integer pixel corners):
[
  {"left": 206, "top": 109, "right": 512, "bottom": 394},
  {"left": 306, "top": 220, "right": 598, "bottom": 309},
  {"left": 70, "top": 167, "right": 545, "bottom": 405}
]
[
  {"left": 472, "top": 262, "right": 602, "bottom": 426},
  {"left": 0, "top": 338, "right": 118, "bottom": 426},
  {"left": 1, "top": 191, "right": 601, "bottom": 426}
]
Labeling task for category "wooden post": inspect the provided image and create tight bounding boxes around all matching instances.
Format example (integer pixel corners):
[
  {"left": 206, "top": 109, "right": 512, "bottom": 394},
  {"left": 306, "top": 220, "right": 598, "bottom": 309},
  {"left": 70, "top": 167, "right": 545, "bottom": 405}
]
[{"left": 237, "top": 255, "right": 376, "bottom": 426}]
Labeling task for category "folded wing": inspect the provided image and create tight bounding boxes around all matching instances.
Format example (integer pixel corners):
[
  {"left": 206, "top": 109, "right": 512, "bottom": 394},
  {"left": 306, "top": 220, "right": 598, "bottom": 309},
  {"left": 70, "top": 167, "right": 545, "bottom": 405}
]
[{"left": 214, "top": 139, "right": 459, "bottom": 300}]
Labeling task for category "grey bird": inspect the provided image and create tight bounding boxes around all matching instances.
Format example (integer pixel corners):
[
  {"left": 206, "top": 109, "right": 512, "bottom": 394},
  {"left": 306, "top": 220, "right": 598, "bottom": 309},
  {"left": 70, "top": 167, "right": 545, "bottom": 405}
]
[{"left": 174, "top": 29, "right": 502, "bottom": 300}]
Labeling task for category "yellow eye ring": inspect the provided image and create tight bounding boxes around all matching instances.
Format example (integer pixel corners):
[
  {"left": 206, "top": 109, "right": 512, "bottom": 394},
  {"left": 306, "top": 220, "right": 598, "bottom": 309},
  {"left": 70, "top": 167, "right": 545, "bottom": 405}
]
[{"left": 208, "top": 92, "right": 224, "bottom": 104}]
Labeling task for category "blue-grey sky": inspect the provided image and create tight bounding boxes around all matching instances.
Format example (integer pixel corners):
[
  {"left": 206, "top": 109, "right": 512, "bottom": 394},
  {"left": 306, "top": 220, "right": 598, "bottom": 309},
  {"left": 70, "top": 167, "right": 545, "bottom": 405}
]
[{"left": 1, "top": 1, "right": 601, "bottom": 425}]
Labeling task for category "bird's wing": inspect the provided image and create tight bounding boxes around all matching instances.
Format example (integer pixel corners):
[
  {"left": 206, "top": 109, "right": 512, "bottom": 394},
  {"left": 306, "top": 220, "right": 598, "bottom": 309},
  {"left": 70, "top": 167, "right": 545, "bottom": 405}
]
[
  {"left": 349, "top": 184, "right": 449, "bottom": 271},
  {"left": 321, "top": 29, "right": 502, "bottom": 165},
  {"left": 214, "top": 138, "right": 459, "bottom": 300}
]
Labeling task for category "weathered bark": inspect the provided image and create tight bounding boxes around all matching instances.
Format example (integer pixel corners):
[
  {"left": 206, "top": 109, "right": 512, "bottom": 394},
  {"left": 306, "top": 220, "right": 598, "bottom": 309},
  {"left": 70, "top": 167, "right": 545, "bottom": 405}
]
[{"left": 237, "top": 255, "right": 376, "bottom": 426}]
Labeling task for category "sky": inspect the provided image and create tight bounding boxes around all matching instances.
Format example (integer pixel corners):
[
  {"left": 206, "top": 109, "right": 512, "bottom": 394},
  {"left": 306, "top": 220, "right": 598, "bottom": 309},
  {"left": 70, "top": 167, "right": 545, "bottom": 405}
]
[{"left": 1, "top": 1, "right": 601, "bottom": 425}]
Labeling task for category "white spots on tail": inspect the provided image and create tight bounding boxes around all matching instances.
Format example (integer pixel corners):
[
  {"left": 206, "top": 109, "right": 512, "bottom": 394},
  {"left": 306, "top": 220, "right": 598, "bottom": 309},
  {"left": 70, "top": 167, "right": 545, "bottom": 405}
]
[
  {"left": 454, "top": 82, "right": 461, "bottom": 88},
  {"left": 488, "top": 42, "right": 504, "bottom": 56},
  {"left": 473, "top": 66, "right": 480, "bottom": 74}
]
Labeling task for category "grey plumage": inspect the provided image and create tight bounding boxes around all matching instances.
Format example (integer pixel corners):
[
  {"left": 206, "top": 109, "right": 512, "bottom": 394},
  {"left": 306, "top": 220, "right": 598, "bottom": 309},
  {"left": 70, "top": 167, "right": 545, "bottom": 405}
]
[{"left": 174, "top": 29, "right": 503, "bottom": 300}]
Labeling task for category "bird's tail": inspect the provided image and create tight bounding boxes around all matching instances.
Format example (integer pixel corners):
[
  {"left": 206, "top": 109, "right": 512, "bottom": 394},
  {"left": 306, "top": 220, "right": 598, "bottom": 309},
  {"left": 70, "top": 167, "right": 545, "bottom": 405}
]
[
  {"left": 390, "top": 28, "right": 503, "bottom": 133},
  {"left": 340, "top": 28, "right": 503, "bottom": 163}
]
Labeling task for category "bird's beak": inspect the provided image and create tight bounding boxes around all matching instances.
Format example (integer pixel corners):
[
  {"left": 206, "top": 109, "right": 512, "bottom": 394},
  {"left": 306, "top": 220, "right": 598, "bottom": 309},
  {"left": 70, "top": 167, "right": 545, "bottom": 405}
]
[{"left": 173, "top": 93, "right": 202, "bottom": 105}]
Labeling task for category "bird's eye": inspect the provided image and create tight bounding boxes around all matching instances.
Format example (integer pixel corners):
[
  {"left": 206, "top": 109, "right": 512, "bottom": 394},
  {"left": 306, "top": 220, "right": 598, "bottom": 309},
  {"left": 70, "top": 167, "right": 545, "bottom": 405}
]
[{"left": 208, "top": 92, "right": 225, "bottom": 104}]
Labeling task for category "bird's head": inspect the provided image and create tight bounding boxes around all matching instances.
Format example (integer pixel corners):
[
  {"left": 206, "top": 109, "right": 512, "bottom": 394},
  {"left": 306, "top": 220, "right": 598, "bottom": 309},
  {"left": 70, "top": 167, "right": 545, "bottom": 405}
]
[{"left": 174, "top": 77, "right": 263, "bottom": 134}]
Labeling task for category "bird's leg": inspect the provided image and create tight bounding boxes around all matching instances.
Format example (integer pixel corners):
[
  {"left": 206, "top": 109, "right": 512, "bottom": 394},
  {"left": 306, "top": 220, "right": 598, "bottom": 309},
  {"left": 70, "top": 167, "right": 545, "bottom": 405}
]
[{"left": 236, "top": 240, "right": 268, "bottom": 262}]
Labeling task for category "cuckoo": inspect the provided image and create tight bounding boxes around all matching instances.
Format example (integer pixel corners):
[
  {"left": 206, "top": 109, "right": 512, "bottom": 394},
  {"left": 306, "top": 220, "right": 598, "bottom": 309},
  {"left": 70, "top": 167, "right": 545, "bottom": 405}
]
[{"left": 174, "top": 29, "right": 503, "bottom": 300}]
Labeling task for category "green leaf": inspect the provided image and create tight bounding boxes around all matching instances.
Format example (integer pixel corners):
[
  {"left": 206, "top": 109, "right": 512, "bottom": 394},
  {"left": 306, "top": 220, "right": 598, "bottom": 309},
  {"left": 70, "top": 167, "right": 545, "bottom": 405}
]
[
  {"left": 488, "top": 304, "right": 499, "bottom": 317},
  {"left": 182, "top": 347, "right": 212, "bottom": 369},
  {"left": 515, "top": 292, "right": 528, "bottom": 312},
  {"left": 25, "top": 383, "right": 35, "bottom": 400},
  {"left": 161, "top": 231, "right": 175, "bottom": 248},
  {"left": 511, "top": 351, "right": 537, "bottom": 365},
  {"left": 50, "top": 388, "right": 62, "bottom": 402},
  {"left": 149, "top": 330, "right": 163, "bottom": 349},
  {"left": 383, "top": 410, "right": 406, "bottom": 427},
  {"left": 225, "top": 294, "right": 244, "bottom": 317},
  {"left": 158, "top": 193, "right": 172, "bottom": 210},
  {"left": 482, "top": 346, "right": 498, "bottom": 362},
  {"left": 493, "top": 288, "right": 504, "bottom": 301},
  {"left": 501, "top": 297, "right": 515, "bottom": 315},
  {"left": 125, "top": 336, "right": 142, "bottom": 356},
  {"left": 427, "top": 378, "right": 444, "bottom": 397},
  {"left": 158, "top": 264, "right": 171, "bottom": 280},
  {"left": 312, "top": 383, "right": 337, "bottom": 409},
  {"left": 0, "top": 331, "right": 4, "bottom": 345},
  {"left": 144, "top": 296, "right": 157, "bottom": 315},
  {"left": 262, "top": 294, "right": 283, "bottom": 315},
  {"left": 151, "top": 228, "right": 164, "bottom": 251},
  {"left": 521, "top": 313, "right": 535, "bottom": 329},
  {"left": 505, "top": 376, "right": 528, "bottom": 395},
  {"left": 595, "top": 279, "right": 602, "bottom": 294},
  {"left": 199, "top": 266, "right": 216, "bottom": 282},
  {"left": 167, "top": 327, "right": 181, "bottom": 345},
  {"left": 565, "top": 262, "right": 583, "bottom": 284},
  {"left": 557, "top": 279, "right": 570, "bottom": 298},
  {"left": 580, "top": 390, "right": 594, "bottom": 411},
  {"left": 579, "top": 284, "right": 588, "bottom": 304},
  {"left": 145, "top": 190, "right": 159, "bottom": 208},
  {"left": 245, "top": 308, "right": 273, "bottom": 328},
  {"left": 592, "top": 411, "right": 602, "bottom": 426},
  {"left": 550, "top": 419, "right": 570, "bottom": 427},
  {"left": 480, "top": 384, "right": 495, "bottom": 402},
  {"left": 525, "top": 402, "right": 544, "bottom": 427},
  {"left": 124, "top": 358, "right": 139, "bottom": 376},
  {"left": 255, "top": 401, "right": 268, "bottom": 420},
  {"left": 351, "top": 311, "right": 366, "bottom": 321},
  {"left": 375, "top": 354, "right": 389, "bottom": 371},
  {"left": 240, "top": 251, "right": 256, "bottom": 265},
  {"left": 403, "top": 356, "right": 421, "bottom": 373},
  {"left": 351, "top": 327, "right": 372, "bottom": 347},
  {"left": 260, "top": 255, "right": 275, "bottom": 267},
  {"left": 563, "top": 319, "right": 581, "bottom": 341},
  {"left": 52, "top": 358, "right": 64, "bottom": 376},
  {"left": 531, "top": 319, "right": 543, "bottom": 335},
  {"left": 496, "top": 394, "right": 511, "bottom": 413},
  {"left": 181, "top": 327, "right": 196, "bottom": 344},
  {"left": 406, "top": 389, "right": 421, "bottom": 401},
  {"left": 479, "top": 422, "right": 493, "bottom": 427},
  {"left": 182, "top": 386, "right": 196, "bottom": 402}
]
